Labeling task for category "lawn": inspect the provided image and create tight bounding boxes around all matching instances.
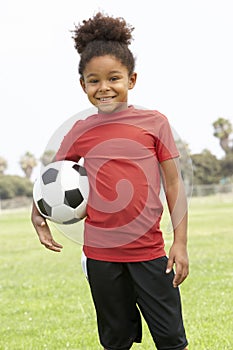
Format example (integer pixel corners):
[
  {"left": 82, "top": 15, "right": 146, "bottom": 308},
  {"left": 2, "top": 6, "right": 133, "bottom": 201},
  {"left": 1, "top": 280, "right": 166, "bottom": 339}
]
[{"left": 0, "top": 195, "right": 232, "bottom": 349}]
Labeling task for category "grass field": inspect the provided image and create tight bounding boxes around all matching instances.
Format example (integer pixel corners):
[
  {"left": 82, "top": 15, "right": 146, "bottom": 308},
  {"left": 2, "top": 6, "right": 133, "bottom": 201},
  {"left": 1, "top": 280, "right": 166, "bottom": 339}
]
[{"left": 0, "top": 195, "right": 233, "bottom": 349}]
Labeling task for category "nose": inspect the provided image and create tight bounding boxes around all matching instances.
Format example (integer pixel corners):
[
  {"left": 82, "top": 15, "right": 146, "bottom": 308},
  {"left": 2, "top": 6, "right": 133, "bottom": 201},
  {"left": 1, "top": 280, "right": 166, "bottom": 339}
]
[{"left": 98, "top": 80, "right": 110, "bottom": 92}]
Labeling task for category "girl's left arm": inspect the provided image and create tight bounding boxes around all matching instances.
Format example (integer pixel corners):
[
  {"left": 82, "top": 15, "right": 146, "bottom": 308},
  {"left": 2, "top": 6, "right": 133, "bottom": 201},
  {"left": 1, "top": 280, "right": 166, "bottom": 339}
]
[{"left": 160, "top": 157, "right": 189, "bottom": 288}]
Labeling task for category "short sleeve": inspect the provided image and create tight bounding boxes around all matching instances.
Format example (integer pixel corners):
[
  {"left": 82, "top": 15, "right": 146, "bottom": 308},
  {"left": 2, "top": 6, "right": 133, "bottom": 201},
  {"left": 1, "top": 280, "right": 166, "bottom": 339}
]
[
  {"left": 155, "top": 115, "right": 180, "bottom": 163},
  {"left": 55, "top": 121, "right": 82, "bottom": 163}
]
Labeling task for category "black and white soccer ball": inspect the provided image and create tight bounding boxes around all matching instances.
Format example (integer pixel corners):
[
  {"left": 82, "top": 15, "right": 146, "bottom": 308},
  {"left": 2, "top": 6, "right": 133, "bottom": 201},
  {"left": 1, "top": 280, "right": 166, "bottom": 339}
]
[{"left": 33, "top": 160, "right": 89, "bottom": 225}]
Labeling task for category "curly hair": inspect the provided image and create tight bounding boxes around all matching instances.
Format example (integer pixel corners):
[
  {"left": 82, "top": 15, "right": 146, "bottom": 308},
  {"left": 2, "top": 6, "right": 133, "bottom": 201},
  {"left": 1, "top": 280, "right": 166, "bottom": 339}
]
[{"left": 72, "top": 12, "right": 136, "bottom": 77}]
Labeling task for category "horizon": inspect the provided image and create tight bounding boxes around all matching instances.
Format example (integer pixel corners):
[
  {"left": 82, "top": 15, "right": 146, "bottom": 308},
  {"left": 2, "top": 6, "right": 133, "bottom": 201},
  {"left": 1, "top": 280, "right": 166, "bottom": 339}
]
[{"left": 0, "top": 0, "right": 232, "bottom": 176}]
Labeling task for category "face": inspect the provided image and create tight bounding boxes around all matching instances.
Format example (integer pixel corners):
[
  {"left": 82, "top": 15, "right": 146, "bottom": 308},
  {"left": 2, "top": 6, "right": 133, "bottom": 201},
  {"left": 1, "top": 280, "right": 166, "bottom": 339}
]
[{"left": 80, "top": 55, "right": 137, "bottom": 113}]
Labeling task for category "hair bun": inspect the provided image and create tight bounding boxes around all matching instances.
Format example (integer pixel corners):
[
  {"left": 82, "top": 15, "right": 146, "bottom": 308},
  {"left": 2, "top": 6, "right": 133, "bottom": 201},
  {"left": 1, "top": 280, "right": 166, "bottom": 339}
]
[{"left": 72, "top": 12, "right": 134, "bottom": 54}]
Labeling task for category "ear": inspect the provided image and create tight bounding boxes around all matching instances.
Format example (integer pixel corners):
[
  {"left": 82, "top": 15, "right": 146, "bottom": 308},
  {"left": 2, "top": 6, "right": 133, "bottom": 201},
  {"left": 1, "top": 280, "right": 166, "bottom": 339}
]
[
  {"left": 80, "top": 78, "right": 87, "bottom": 93},
  {"left": 128, "top": 72, "right": 137, "bottom": 90}
]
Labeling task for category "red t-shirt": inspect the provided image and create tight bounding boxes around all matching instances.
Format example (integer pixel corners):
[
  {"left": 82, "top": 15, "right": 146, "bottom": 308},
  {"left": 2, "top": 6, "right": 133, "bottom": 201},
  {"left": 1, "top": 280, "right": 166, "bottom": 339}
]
[{"left": 56, "top": 106, "right": 179, "bottom": 262}]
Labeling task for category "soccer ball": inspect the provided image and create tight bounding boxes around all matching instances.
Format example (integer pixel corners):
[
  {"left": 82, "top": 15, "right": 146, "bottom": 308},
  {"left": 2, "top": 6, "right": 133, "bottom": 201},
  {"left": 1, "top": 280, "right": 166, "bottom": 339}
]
[{"left": 33, "top": 160, "right": 89, "bottom": 225}]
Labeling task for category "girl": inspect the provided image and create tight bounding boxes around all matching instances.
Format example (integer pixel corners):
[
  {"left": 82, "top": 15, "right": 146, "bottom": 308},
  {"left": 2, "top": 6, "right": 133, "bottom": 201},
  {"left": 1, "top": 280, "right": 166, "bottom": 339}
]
[{"left": 31, "top": 12, "right": 189, "bottom": 350}]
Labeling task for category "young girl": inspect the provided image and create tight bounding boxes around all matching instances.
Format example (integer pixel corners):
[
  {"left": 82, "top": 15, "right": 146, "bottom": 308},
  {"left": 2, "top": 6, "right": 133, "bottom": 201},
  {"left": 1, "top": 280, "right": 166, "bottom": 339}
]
[{"left": 31, "top": 12, "right": 189, "bottom": 350}]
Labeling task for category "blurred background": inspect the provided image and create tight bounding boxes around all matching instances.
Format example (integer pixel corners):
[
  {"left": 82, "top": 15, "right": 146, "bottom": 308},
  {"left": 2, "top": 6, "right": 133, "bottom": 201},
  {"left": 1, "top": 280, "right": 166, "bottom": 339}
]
[{"left": 0, "top": 0, "right": 232, "bottom": 207}]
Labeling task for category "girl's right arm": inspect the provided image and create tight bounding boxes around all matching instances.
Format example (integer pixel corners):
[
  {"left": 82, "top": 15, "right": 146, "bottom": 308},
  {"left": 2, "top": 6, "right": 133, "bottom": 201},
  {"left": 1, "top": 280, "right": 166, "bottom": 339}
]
[{"left": 31, "top": 201, "right": 63, "bottom": 252}]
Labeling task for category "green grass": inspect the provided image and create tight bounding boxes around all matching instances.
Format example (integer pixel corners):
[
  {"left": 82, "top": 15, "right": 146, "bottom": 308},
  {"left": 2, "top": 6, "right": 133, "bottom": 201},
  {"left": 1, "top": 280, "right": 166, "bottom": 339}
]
[{"left": 0, "top": 195, "right": 233, "bottom": 349}]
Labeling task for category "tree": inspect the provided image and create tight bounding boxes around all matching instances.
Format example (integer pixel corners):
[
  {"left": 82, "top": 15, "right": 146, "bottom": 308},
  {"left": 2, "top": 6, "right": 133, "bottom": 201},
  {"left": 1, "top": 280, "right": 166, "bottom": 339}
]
[
  {"left": 213, "top": 117, "right": 233, "bottom": 154},
  {"left": 40, "top": 149, "right": 56, "bottom": 166},
  {"left": 191, "top": 149, "right": 221, "bottom": 185},
  {"left": 19, "top": 152, "right": 37, "bottom": 179},
  {"left": 220, "top": 153, "right": 233, "bottom": 180},
  {"left": 0, "top": 174, "right": 33, "bottom": 199},
  {"left": 0, "top": 156, "right": 7, "bottom": 174},
  {"left": 175, "top": 139, "right": 193, "bottom": 195}
]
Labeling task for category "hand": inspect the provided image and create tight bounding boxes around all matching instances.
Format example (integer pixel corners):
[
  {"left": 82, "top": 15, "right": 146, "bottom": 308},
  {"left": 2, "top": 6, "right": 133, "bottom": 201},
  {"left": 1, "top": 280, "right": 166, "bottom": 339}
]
[
  {"left": 31, "top": 204, "right": 63, "bottom": 252},
  {"left": 166, "top": 242, "right": 189, "bottom": 288}
]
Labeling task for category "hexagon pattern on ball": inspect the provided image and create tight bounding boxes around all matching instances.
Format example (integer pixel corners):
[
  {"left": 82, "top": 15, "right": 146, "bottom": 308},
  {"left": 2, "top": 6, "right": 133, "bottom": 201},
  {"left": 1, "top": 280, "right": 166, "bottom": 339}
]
[{"left": 33, "top": 160, "right": 89, "bottom": 225}]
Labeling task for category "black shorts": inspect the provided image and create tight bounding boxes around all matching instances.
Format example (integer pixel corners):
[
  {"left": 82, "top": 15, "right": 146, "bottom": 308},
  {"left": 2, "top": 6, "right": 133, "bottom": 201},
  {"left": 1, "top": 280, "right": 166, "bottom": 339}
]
[{"left": 86, "top": 256, "right": 188, "bottom": 350}]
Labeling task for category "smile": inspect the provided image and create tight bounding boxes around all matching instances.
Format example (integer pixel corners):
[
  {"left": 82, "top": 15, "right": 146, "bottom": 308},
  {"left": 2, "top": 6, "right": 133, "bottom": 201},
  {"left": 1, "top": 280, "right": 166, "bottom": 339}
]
[{"left": 97, "top": 96, "right": 115, "bottom": 102}]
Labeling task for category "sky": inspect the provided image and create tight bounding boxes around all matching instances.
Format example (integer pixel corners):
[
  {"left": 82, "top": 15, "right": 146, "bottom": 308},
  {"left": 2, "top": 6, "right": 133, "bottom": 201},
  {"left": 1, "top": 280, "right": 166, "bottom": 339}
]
[{"left": 1, "top": 0, "right": 233, "bottom": 177}]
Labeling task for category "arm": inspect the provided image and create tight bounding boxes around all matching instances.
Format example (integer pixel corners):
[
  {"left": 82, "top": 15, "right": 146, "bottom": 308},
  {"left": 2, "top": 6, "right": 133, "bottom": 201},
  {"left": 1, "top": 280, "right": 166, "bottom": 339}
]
[
  {"left": 160, "top": 157, "right": 189, "bottom": 287},
  {"left": 31, "top": 201, "right": 63, "bottom": 252},
  {"left": 31, "top": 122, "right": 82, "bottom": 252}
]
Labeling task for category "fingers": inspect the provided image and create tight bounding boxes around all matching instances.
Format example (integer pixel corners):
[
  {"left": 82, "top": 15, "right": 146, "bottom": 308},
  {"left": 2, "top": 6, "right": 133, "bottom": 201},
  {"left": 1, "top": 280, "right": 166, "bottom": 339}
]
[
  {"left": 42, "top": 238, "right": 63, "bottom": 252},
  {"left": 32, "top": 215, "right": 63, "bottom": 252},
  {"left": 40, "top": 233, "right": 63, "bottom": 252},
  {"left": 172, "top": 263, "right": 189, "bottom": 288},
  {"left": 43, "top": 242, "right": 63, "bottom": 252},
  {"left": 166, "top": 257, "right": 174, "bottom": 274},
  {"left": 166, "top": 257, "right": 189, "bottom": 288}
]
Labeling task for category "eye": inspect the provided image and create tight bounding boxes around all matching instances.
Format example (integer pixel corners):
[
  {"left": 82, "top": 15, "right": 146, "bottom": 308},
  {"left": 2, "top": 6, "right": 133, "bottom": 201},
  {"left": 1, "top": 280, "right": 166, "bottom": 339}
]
[
  {"left": 110, "top": 76, "right": 119, "bottom": 82},
  {"left": 86, "top": 78, "right": 99, "bottom": 84}
]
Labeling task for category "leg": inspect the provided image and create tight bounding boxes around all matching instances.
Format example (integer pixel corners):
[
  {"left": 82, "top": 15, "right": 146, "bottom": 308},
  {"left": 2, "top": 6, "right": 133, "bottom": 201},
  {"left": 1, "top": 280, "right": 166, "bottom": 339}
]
[
  {"left": 87, "top": 259, "right": 142, "bottom": 350},
  {"left": 127, "top": 257, "right": 188, "bottom": 350}
]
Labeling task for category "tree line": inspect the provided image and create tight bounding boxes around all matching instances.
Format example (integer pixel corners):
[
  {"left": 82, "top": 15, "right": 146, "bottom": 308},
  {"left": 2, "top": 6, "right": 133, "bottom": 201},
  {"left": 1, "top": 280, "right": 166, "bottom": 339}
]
[{"left": 0, "top": 117, "right": 232, "bottom": 200}]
